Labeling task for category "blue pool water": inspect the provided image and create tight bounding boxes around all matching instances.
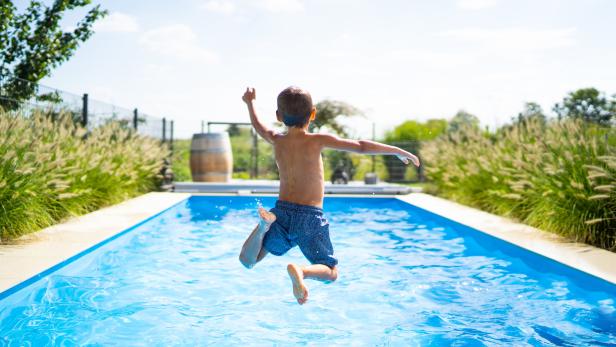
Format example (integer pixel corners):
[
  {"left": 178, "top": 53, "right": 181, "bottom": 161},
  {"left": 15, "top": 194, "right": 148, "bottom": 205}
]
[{"left": 1, "top": 196, "right": 615, "bottom": 346}]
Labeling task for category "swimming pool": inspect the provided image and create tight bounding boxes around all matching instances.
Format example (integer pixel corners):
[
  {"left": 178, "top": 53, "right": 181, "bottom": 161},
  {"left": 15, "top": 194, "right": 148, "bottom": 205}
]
[{"left": 1, "top": 196, "right": 614, "bottom": 345}]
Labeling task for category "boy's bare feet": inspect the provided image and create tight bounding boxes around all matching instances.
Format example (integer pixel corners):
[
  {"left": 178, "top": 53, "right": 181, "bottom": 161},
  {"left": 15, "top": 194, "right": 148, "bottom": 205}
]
[
  {"left": 258, "top": 207, "right": 276, "bottom": 229},
  {"left": 287, "top": 263, "right": 308, "bottom": 305}
]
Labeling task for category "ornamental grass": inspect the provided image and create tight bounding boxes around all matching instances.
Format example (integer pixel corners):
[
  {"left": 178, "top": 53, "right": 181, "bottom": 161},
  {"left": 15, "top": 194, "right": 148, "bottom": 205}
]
[
  {"left": 0, "top": 111, "right": 169, "bottom": 241},
  {"left": 422, "top": 119, "right": 615, "bottom": 251}
]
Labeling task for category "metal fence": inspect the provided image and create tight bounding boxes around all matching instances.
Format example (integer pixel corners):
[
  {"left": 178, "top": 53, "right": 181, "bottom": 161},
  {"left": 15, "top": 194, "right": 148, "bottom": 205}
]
[
  {"left": 202, "top": 120, "right": 421, "bottom": 183},
  {"left": 0, "top": 76, "right": 173, "bottom": 142},
  {"left": 205, "top": 122, "right": 268, "bottom": 179},
  {"left": 321, "top": 140, "right": 422, "bottom": 184}
]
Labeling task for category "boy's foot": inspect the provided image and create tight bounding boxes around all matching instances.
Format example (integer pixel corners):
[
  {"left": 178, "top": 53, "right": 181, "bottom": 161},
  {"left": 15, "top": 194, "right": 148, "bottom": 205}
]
[
  {"left": 287, "top": 263, "right": 309, "bottom": 305},
  {"left": 258, "top": 207, "right": 276, "bottom": 229}
]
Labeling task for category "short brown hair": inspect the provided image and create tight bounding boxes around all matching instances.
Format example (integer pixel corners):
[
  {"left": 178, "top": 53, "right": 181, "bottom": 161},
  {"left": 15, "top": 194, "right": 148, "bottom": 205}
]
[{"left": 277, "top": 86, "right": 313, "bottom": 127}]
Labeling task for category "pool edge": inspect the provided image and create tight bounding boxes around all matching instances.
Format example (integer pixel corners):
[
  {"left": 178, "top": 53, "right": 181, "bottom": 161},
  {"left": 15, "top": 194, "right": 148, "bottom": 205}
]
[
  {"left": 0, "top": 192, "right": 190, "bottom": 299},
  {"left": 396, "top": 193, "right": 616, "bottom": 285}
]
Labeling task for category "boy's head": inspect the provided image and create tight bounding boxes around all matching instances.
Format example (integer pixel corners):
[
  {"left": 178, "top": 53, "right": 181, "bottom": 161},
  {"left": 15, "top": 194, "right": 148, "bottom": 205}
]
[{"left": 276, "top": 86, "right": 316, "bottom": 128}]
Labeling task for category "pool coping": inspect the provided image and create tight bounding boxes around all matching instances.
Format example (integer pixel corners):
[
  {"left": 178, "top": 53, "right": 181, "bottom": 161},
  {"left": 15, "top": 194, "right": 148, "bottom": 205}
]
[
  {"left": 397, "top": 193, "right": 616, "bottom": 285},
  {"left": 0, "top": 192, "right": 190, "bottom": 296},
  {"left": 173, "top": 180, "right": 417, "bottom": 195}
]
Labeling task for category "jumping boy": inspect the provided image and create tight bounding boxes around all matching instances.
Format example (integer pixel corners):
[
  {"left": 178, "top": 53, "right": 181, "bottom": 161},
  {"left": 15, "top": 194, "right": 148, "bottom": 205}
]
[{"left": 238, "top": 86, "right": 420, "bottom": 305}]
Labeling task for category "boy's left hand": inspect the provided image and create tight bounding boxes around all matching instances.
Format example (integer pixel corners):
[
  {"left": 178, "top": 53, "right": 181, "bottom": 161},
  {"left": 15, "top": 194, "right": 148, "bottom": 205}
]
[
  {"left": 397, "top": 153, "right": 420, "bottom": 167},
  {"left": 242, "top": 87, "right": 256, "bottom": 104}
]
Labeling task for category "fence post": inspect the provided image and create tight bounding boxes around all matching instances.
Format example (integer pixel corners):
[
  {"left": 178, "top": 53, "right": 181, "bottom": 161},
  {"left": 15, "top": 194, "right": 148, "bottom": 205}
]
[
  {"left": 162, "top": 117, "right": 167, "bottom": 142},
  {"left": 81, "top": 93, "right": 88, "bottom": 127},
  {"left": 133, "top": 108, "right": 138, "bottom": 130},
  {"left": 170, "top": 120, "right": 174, "bottom": 152}
]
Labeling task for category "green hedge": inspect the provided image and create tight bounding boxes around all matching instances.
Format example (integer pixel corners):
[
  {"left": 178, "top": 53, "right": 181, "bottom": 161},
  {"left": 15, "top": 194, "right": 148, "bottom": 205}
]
[
  {"left": 422, "top": 119, "right": 615, "bottom": 251},
  {"left": 0, "top": 111, "right": 169, "bottom": 241}
]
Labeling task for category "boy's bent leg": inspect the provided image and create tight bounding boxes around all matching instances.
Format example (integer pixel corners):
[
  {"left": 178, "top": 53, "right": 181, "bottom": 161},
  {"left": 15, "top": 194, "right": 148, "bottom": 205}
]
[
  {"left": 287, "top": 264, "right": 309, "bottom": 305},
  {"left": 239, "top": 208, "right": 276, "bottom": 269},
  {"left": 302, "top": 264, "right": 338, "bottom": 282},
  {"left": 287, "top": 263, "right": 338, "bottom": 305}
]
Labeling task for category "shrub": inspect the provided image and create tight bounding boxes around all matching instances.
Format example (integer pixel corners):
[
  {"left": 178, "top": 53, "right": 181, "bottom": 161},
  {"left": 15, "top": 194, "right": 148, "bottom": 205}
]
[
  {"left": 422, "top": 118, "right": 615, "bottom": 251},
  {"left": 0, "top": 111, "right": 169, "bottom": 240}
]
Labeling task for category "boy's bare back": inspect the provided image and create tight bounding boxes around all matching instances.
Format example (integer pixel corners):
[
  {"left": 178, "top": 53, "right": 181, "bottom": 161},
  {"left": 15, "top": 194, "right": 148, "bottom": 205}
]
[{"left": 272, "top": 131, "right": 326, "bottom": 207}]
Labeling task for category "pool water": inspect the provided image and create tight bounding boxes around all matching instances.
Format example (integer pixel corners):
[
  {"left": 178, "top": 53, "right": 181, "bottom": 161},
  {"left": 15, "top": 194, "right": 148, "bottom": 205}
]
[{"left": 1, "top": 196, "right": 615, "bottom": 346}]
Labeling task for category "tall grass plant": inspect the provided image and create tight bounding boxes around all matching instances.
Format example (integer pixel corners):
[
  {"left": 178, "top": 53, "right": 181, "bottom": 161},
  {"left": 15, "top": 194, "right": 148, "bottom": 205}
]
[
  {"left": 0, "top": 111, "right": 168, "bottom": 240},
  {"left": 422, "top": 119, "right": 615, "bottom": 250}
]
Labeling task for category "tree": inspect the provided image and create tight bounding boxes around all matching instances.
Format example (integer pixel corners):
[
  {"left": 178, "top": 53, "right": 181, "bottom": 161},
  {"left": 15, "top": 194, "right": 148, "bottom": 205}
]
[
  {"left": 310, "top": 100, "right": 362, "bottom": 136},
  {"left": 514, "top": 102, "right": 546, "bottom": 125},
  {"left": 553, "top": 88, "right": 616, "bottom": 126},
  {"left": 227, "top": 124, "right": 241, "bottom": 137},
  {"left": 448, "top": 110, "right": 480, "bottom": 133},
  {"left": 385, "top": 119, "right": 448, "bottom": 144},
  {"left": 0, "top": 0, "right": 107, "bottom": 110}
]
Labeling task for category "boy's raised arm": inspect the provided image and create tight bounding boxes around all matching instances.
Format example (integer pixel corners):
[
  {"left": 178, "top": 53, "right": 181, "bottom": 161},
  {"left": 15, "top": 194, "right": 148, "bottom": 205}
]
[
  {"left": 317, "top": 134, "right": 420, "bottom": 167},
  {"left": 242, "top": 87, "right": 276, "bottom": 144}
]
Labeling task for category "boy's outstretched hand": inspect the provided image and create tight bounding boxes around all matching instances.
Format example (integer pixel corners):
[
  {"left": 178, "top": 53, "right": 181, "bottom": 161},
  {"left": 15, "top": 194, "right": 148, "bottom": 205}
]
[
  {"left": 397, "top": 152, "right": 421, "bottom": 167},
  {"left": 242, "top": 87, "right": 256, "bottom": 104}
]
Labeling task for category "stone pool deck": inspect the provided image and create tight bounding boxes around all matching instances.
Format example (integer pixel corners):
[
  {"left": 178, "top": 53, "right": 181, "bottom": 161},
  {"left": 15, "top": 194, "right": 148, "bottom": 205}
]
[{"left": 1, "top": 192, "right": 615, "bottom": 295}]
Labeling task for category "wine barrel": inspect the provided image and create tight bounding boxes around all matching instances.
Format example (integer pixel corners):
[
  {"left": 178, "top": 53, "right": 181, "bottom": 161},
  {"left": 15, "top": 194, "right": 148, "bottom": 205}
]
[{"left": 189, "top": 132, "right": 233, "bottom": 182}]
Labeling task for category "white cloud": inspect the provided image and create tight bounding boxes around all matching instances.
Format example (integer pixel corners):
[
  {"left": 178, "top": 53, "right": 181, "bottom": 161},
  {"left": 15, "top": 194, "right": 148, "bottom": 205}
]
[
  {"left": 202, "top": 0, "right": 236, "bottom": 14},
  {"left": 456, "top": 0, "right": 498, "bottom": 10},
  {"left": 139, "top": 25, "right": 218, "bottom": 63},
  {"left": 94, "top": 12, "right": 139, "bottom": 33},
  {"left": 440, "top": 27, "right": 577, "bottom": 52},
  {"left": 257, "top": 0, "right": 304, "bottom": 13}
]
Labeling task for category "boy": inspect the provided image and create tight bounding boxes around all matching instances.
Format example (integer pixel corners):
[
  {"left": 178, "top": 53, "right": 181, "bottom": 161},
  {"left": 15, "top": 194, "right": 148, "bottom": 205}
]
[{"left": 238, "top": 86, "right": 420, "bottom": 305}]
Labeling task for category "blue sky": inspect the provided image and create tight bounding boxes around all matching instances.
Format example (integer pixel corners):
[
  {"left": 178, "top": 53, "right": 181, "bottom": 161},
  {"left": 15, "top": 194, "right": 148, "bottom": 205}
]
[{"left": 32, "top": 0, "right": 616, "bottom": 138}]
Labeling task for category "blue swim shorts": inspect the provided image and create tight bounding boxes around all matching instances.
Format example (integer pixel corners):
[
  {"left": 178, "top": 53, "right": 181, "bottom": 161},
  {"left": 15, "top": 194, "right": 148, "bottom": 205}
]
[{"left": 262, "top": 200, "right": 338, "bottom": 268}]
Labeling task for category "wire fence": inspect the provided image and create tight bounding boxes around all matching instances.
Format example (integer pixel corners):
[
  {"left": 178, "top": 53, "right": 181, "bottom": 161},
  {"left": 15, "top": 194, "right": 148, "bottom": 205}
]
[
  {"left": 202, "top": 122, "right": 421, "bottom": 183},
  {"left": 0, "top": 76, "right": 173, "bottom": 142},
  {"left": 192, "top": 123, "right": 418, "bottom": 182}
]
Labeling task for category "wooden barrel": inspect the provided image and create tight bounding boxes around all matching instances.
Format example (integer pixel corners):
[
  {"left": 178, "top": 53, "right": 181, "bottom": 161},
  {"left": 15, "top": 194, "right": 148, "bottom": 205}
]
[{"left": 190, "top": 132, "right": 233, "bottom": 182}]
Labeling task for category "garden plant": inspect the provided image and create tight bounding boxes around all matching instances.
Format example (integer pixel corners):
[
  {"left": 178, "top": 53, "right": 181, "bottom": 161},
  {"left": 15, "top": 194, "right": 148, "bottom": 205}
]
[
  {"left": 422, "top": 118, "right": 615, "bottom": 250},
  {"left": 0, "top": 110, "right": 169, "bottom": 241}
]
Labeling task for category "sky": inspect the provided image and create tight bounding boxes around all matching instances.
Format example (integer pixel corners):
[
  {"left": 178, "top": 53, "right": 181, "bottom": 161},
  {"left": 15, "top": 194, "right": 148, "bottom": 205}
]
[{"left": 27, "top": 0, "right": 616, "bottom": 138}]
